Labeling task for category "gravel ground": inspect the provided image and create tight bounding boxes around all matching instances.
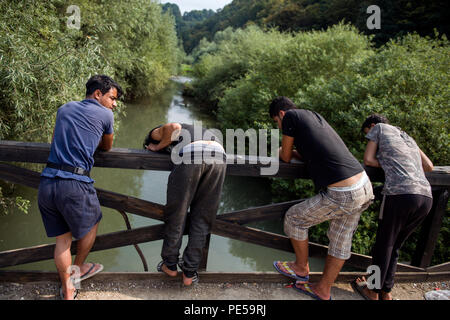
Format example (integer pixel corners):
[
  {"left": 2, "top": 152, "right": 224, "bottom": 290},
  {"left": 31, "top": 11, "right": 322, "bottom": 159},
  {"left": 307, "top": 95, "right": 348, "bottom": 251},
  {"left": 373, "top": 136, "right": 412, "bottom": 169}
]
[{"left": 0, "top": 279, "right": 448, "bottom": 300}]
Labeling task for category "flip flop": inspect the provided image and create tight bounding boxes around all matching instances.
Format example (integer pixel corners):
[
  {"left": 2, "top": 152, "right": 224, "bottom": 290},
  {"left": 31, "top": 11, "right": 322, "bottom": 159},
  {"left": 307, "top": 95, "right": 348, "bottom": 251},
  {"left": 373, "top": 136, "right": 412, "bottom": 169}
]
[
  {"left": 350, "top": 279, "right": 373, "bottom": 300},
  {"left": 76, "top": 263, "right": 103, "bottom": 283},
  {"left": 183, "top": 270, "right": 199, "bottom": 285},
  {"left": 293, "top": 282, "right": 332, "bottom": 300},
  {"left": 157, "top": 261, "right": 177, "bottom": 276},
  {"left": 273, "top": 261, "right": 309, "bottom": 282},
  {"left": 59, "top": 286, "right": 79, "bottom": 300}
]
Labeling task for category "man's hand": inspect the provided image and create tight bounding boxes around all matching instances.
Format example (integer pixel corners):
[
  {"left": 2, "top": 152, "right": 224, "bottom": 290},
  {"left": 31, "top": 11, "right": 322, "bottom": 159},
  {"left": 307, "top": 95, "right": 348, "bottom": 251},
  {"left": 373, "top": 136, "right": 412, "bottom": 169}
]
[{"left": 147, "top": 143, "right": 159, "bottom": 152}]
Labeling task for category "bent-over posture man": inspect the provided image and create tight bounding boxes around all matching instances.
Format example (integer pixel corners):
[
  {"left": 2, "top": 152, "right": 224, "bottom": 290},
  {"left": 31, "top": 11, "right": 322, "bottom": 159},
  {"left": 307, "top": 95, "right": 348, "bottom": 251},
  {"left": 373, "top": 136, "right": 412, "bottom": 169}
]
[
  {"left": 270, "top": 97, "right": 374, "bottom": 300},
  {"left": 38, "top": 75, "right": 122, "bottom": 299},
  {"left": 144, "top": 122, "right": 227, "bottom": 285},
  {"left": 352, "top": 114, "right": 433, "bottom": 300}
]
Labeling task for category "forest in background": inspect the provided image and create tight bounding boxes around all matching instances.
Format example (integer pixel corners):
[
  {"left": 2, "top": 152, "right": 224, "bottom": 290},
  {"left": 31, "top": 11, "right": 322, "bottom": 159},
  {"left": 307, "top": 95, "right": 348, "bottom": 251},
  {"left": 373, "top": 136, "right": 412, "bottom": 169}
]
[{"left": 164, "top": 0, "right": 450, "bottom": 53}]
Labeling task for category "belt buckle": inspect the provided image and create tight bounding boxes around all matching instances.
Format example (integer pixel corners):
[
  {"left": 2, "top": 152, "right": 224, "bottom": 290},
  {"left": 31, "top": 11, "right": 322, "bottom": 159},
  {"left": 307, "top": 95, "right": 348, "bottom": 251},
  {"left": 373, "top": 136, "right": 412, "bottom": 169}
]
[{"left": 74, "top": 167, "right": 84, "bottom": 175}]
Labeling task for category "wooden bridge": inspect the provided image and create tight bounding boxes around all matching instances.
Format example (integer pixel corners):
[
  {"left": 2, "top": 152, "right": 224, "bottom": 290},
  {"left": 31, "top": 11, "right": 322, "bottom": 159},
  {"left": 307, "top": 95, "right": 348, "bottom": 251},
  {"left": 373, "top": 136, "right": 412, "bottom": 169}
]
[{"left": 0, "top": 140, "right": 449, "bottom": 285}]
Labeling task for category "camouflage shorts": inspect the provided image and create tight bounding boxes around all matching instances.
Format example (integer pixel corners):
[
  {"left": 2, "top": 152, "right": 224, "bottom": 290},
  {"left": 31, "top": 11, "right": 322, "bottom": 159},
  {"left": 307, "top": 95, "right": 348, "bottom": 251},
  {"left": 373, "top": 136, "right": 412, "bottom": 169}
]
[{"left": 284, "top": 172, "right": 374, "bottom": 260}]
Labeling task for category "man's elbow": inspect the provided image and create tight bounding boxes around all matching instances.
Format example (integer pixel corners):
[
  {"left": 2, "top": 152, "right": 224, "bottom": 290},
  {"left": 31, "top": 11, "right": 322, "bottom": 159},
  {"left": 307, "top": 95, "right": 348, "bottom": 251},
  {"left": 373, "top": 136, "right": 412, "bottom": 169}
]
[{"left": 424, "top": 162, "right": 434, "bottom": 172}]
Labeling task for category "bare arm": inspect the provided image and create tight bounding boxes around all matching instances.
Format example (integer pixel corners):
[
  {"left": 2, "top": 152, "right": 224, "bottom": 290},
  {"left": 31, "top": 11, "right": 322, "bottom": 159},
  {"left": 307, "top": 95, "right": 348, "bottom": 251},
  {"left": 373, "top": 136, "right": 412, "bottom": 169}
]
[
  {"left": 147, "top": 123, "right": 182, "bottom": 152},
  {"left": 363, "top": 140, "right": 381, "bottom": 168},
  {"left": 279, "top": 135, "right": 295, "bottom": 163},
  {"left": 97, "top": 133, "right": 114, "bottom": 151},
  {"left": 419, "top": 148, "right": 434, "bottom": 172}
]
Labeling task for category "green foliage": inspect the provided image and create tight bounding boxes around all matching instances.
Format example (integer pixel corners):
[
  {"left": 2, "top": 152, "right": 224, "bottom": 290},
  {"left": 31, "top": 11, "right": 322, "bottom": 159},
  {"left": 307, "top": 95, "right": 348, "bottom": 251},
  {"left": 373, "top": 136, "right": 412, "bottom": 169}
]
[
  {"left": 0, "top": 0, "right": 180, "bottom": 214},
  {"left": 0, "top": 0, "right": 180, "bottom": 143},
  {"left": 179, "top": 0, "right": 449, "bottom": 53},
  {"left": 0, "top": 184, "right": 30, "bottom": 215},
  {"left": 190, "top": 23, "right": 450, "bottom": 263}
]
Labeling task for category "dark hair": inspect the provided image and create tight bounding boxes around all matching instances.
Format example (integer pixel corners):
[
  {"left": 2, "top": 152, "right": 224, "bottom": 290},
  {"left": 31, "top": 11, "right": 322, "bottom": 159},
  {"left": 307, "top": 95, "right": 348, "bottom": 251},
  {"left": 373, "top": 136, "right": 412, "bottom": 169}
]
[
  {"left": 85, "top": 75, "right": 123, "bottom": 99},
  {"left": 361, "top": 114, "right": 389, "bottom": 133},
  {"left": 143, "top": 125, "right": 162, "bottom": 149},
  {"left": 269, "top": 96, "right": 297, "bottom": 118}
]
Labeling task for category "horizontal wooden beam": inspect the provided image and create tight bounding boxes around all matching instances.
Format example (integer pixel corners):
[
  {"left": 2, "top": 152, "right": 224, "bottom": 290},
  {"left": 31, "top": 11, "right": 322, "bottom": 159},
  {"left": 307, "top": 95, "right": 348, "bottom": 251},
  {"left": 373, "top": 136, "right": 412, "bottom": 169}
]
[
  {"left": 0, "top": 224, "right": 165, "bottom": 268},
  {"left": 0, "top": 140, "right": 308, "bottom": 179},
  {"left": 0, "top": 270, "right": 444, "bottom": 284}
]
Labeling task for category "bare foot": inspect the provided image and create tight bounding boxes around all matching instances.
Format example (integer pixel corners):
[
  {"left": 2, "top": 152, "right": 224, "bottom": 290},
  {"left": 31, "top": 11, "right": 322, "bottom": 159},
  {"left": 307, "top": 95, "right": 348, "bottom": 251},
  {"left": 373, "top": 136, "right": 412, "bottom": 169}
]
[
  {"left": 294, "top": 282, "right": 331, "bottom": 300},
  {"left": 161, "top": 263, "right": 178, "bottom": 277},
  {"left": 355, "top": 277, "right": 379, "bottom": 300},
  {"left": 380, "top": 291, "right": 393, "bottom": 300},
  {"left": 61, "top": 283, "right": 77, "bottom": 300},
  {"left": 276, "top": 261, "right": 309, "bottom": 280},
  {"left": 182, "top": 271, "right": 198, "bottom": 286}
]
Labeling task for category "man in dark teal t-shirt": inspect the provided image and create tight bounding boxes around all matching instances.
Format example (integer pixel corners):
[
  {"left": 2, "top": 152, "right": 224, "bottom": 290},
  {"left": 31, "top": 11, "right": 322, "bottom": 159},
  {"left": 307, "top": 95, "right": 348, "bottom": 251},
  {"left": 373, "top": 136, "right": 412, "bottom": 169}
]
[{"left": 38, "top": 75, "right": 122, "bottom": 299}]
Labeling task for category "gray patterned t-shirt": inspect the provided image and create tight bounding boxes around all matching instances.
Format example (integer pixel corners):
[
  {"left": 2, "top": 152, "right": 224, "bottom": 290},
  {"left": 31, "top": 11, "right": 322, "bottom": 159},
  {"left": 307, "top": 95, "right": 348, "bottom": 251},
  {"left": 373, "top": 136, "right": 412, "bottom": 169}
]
[{"left": 365, "top": 123, "right": 432, "bottom": 198}]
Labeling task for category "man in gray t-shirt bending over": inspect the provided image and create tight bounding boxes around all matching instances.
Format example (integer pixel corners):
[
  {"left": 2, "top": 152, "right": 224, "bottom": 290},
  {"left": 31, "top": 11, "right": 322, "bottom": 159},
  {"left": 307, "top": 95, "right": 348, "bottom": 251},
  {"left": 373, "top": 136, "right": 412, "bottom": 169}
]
[{"left": 352, "top": 114, "right": 434, "bottom": 300}]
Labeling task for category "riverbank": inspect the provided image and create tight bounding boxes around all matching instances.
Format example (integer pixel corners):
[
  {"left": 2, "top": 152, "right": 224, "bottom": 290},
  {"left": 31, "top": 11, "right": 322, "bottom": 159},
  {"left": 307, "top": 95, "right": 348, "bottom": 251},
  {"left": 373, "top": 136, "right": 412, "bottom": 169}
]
[{"left": 1, "top": 277, "right": 448, "bottom": 300}]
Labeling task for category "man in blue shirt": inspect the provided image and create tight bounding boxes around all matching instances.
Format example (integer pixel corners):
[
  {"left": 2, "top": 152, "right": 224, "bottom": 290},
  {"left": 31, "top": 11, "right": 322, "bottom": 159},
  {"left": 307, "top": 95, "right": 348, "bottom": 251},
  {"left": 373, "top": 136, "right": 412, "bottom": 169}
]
[{"left": 37, "top": 75, "right": 122, "bottom": 299}]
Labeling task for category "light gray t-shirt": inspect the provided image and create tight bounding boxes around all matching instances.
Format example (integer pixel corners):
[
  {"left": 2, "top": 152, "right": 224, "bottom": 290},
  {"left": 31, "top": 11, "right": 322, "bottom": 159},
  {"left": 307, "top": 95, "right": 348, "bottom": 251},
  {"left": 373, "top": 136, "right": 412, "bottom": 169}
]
[{"left": 365, "top": 123, "right": 432, "bottom": 198}]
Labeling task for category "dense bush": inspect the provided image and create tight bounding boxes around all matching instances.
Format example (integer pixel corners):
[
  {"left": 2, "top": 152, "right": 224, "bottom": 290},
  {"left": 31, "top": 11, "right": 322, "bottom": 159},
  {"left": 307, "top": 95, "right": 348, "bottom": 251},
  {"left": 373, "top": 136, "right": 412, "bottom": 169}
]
[
  {"left": 190, "top": 23, "right": 449, "bottom": 263},
  {"left": 0, "top": 0, "right": 179, "bottom": 143},
  {"left": 0, "top": 0, "right": 180, "bottom": 214}
]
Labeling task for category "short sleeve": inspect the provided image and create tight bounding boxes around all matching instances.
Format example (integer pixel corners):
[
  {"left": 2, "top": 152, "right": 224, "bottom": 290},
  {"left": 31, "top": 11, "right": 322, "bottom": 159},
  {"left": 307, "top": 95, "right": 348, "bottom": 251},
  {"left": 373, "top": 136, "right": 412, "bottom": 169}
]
[
  {"left": 365, "top": 123, "right": 381, "bottom": 143},
  {"left": 103, "top": 110, "right": 114, "bottom": 135},
  {"left": 282, "top": 112, "right": 296, "bottom": 137}
]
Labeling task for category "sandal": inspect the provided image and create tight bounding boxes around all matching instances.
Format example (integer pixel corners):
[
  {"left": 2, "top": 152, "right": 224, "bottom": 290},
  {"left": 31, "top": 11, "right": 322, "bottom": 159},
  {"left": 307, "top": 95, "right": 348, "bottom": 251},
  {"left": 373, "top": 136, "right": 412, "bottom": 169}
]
[
  {"left": 59, "top": 286, "right": 78, "bottom": 300},
  {"left": 183, "top": 270, "right": 199, "bottom": 285},
  {"left": 293, "top": 282, "right": 332, "bottom": 300},
  {"left": 157, "top": 261, "right": 177, "bottom": 276},
  {"left": 76, "top": 263, "right": 103, "bottom": 283},
  {"left": 273, "top": 261, "right": 309, "bottom": 282}
]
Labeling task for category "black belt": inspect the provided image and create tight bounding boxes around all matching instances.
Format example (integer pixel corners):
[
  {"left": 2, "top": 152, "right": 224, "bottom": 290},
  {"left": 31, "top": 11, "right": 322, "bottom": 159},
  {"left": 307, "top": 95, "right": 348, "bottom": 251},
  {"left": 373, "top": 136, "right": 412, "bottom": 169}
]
[{"left": 46, "top": 162, "right": 90, "bottom": 177}]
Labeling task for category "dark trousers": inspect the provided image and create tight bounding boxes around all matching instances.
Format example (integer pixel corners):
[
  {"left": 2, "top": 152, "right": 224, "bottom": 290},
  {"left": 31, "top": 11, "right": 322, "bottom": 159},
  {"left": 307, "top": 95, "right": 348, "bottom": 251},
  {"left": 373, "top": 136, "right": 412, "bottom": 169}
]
[
  {"left": 371, "top": 194, "right": 432, "bottom": 293},
  {"left": 161, "top": 162, "right": 227, "bottom": 273}
]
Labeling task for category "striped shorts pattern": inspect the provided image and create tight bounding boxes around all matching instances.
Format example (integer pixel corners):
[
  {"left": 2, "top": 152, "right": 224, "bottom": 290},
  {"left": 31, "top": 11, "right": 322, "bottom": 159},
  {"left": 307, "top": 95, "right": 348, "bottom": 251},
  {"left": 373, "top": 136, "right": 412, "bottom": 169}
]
[{"left": 284, "top": 174, "right": 374, "bottom": 260}]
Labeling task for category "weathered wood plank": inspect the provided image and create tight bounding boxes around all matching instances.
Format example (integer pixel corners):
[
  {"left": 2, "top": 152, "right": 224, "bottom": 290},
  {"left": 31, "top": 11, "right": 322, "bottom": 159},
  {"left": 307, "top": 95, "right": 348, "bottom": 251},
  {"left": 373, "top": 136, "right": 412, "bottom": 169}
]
[
  {"left": 426, "top": 262, "right": 450, "bottom": 273},
  {"left": 0, "top": 224, "right": 165, "bottom": 268},
  {"left": 0, "top": 270, "right": 440, "bottom": 284},
  {"left": 2, "top": 140, "right": 448, "bottom": 184}
]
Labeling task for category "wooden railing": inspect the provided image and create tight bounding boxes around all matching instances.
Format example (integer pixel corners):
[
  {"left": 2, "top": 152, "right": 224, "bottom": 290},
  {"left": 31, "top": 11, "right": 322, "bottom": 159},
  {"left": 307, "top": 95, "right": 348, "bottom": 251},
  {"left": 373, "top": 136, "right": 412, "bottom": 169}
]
[{"left": 0, "top": 140, "right": 448, "bottom": 276}]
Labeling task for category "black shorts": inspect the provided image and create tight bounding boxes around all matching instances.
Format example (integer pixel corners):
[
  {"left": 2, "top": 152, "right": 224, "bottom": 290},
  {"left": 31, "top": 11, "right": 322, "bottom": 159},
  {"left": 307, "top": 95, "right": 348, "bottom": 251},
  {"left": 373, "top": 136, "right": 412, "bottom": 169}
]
[{"left": 38, "top": 177, "right": 102, "bottom": 240}]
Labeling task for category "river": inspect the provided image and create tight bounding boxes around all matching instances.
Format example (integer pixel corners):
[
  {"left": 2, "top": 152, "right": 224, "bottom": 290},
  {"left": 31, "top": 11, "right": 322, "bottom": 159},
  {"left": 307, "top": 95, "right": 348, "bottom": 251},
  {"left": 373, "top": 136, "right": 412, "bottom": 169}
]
[{"left": 0, "top": 78, "right": 331, "bottom": 273}]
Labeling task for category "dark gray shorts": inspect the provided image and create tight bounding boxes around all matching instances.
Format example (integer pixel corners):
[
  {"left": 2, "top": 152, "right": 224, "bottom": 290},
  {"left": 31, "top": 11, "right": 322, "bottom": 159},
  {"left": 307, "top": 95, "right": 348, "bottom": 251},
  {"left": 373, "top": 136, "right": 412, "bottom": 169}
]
[{"left": 38, "top": 177, "right": 102, "bottom": 240}]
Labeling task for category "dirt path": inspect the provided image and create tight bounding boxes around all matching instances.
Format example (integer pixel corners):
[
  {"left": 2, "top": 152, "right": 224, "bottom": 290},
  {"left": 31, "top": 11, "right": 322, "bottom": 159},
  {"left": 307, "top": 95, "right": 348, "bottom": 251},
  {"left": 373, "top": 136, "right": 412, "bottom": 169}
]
[{"left": 1, "top": 279, "right": 448, "bottom": 300}]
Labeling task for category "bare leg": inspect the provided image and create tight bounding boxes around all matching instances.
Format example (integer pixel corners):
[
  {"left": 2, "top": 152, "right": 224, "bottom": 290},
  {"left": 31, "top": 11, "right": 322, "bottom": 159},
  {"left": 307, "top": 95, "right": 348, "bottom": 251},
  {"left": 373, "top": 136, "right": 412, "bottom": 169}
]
[
  {"left": 289, "top": 238, "right": 310, "bottom": 276},
  {"left": 303, "top": 255, "right": 346, "bottom": 300},
  {"left": 73, "top": 223, "right": 101, "bottom": 275},
  {"left": 54, "top": 232, "right": 75, "bottom": 300}
]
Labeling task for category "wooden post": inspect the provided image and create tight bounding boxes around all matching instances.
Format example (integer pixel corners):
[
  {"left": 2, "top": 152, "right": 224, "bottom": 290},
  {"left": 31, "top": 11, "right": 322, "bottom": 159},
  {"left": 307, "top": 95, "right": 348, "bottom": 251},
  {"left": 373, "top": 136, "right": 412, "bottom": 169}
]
[{"left": 411, "top": 188, "right": 449, "bottom": 268}]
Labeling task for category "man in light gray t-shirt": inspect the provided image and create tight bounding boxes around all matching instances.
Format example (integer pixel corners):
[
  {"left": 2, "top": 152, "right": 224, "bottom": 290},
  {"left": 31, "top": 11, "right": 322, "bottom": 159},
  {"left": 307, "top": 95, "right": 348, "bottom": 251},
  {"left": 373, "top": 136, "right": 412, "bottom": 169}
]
[{"left": 351, "top": 114, "right": 434, "bottom": 301}]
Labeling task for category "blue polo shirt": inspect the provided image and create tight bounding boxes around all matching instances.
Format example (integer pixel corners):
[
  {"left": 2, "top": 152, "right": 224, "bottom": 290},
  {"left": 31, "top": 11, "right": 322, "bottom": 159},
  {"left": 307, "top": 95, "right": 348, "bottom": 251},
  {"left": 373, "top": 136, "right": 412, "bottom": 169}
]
[{"left": 41, "top": 99, "right": 114, "bottom": 183}]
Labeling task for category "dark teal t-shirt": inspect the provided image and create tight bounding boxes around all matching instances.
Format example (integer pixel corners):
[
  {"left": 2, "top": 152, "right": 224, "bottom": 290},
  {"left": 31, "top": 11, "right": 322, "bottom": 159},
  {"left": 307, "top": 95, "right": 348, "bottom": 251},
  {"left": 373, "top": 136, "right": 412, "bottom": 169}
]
[{"left": 41, "top": 99, "right": 114, "bottom": 183}]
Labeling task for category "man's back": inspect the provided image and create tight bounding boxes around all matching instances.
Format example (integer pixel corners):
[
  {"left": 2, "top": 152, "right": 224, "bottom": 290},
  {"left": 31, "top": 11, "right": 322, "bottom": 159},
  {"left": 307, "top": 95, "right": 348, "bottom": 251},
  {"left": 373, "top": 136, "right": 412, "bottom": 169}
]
[
  {"left": 282, "top": 109, "right": 362, "bottom": 190},
  {"left": 365, "top": 123, "right": 431, "bottom": 197},
  {"left": 42, "top": 99, "right": 114, "bottom": 182}
]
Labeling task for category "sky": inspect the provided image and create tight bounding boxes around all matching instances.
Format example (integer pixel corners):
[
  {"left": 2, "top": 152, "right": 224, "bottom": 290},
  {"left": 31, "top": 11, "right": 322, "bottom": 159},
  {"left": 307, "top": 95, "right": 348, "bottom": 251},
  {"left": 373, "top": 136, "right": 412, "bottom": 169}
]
[{"left": 159, "top": 0, "right": 233, "bottom": 14}]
